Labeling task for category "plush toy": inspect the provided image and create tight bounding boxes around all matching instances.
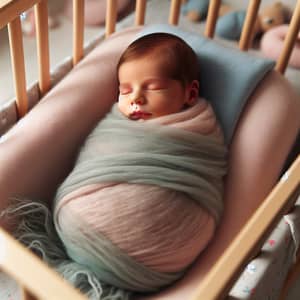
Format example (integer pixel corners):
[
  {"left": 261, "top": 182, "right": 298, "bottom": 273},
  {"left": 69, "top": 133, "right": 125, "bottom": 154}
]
[
  {"left": 215, "top": 2, "right": 292, "bottom": 42},
  {"left": 181, "top": 0, "right": 210, "bottom": 22},
  {"left": 258, "top": 2, "right": 291, "bottom": 33},
  {"left": 261, "top": 24, "right": 300, "bottom": 69}
]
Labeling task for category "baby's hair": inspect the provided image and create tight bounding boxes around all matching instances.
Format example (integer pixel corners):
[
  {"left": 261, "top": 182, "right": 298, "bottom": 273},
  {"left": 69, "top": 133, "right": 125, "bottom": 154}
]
[{"left": 117, "top": 33, "right": 199, "bottom": 87}]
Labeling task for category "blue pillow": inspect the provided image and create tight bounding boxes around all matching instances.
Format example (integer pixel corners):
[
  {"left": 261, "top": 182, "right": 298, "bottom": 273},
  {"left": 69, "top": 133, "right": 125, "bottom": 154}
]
[
  {"left": 215, "top": 10, "right": 246, "bottom": 40},
  {"left": 136, "top": 24, "right": 274, "bottom": 143}
]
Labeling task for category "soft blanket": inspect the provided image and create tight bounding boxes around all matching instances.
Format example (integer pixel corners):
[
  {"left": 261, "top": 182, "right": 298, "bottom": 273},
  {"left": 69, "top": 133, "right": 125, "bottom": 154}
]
[{"left": 10, "top": 99, "right": 227, "bottom": 299}]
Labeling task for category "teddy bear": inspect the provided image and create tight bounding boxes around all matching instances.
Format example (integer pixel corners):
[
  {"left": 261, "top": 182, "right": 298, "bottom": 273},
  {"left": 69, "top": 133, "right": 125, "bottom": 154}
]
[
  {"left": 181, "top": 1, "right": 291, "bottom": 43},
  {"left": 260, "top": 24, "right": 300, "bottom": 69},
  {"left": 215, "top": 2, "right": 292, "bottom": 43}
]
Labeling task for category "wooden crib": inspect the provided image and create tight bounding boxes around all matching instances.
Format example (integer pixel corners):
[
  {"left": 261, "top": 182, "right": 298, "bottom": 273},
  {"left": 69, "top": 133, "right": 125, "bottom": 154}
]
[{"left": 0, "top": 0, "right": 299, "bottom": 299}]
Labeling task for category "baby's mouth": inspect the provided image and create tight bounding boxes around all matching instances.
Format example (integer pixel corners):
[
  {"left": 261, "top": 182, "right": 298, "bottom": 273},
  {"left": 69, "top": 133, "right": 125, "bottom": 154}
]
[{"left": 129, "top": 111, "right": 152, "bottom": 120}]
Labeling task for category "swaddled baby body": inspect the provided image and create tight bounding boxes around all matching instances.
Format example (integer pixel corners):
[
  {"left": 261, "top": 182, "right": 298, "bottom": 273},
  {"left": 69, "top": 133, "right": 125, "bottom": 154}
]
[{"left": 54, "top": 33, "right": 227, "bottom": 295}]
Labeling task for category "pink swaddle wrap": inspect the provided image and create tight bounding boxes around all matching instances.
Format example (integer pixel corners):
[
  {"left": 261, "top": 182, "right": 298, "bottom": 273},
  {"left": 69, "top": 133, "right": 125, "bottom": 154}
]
[{"left": 55, "top": 98, "right": 226, "bottom": 275}]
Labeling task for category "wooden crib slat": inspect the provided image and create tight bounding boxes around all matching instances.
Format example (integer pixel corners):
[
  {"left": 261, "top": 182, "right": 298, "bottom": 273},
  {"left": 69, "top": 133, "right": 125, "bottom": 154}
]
[
  {"left": 204, "top": 0, "right": 221, "bottom": 38},
  {"left": 105, "top": 0, "right": 117, "bottom": 38},
  {"left": 276, "top": 0, "right": 300, "bottom": 74},
  {"left": 73, "top": 0, "right": 84, "bottom": 65},
  {"left": 0, "top": 227, "right": 88, "bottom": 300},
  {"left": 8, "top": 16, "right": 28, "bottom": 118},
  {"left": 239, "top": 0, "right": 261, "bottom": 51},
  {"left": 168, "top": 0, "right": 181, "bottom": 26},
  {"left": 34, "top": 0, "right": 50, "bottom": 95},
  {"left": 135, "top": 0, "right": 146, "bottom": 26},
  {"left": 0, "top": 0, "right": 41, "bottom": 30},
  {"left": 192, "top": 155, "right": 300, "bottom": 300}
]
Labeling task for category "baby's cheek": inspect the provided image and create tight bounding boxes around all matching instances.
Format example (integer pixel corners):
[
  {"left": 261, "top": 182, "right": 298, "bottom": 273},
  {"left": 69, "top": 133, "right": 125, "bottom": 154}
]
[
  {"left": 117, "top": 98, "right": 130, "bottom": 116},
  {"left": 117, "top": 98, "right": 125, "bottom": 111}
]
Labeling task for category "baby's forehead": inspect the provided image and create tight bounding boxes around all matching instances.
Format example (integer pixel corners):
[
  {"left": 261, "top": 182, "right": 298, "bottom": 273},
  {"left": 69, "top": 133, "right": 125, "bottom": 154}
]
[{"left": 119, "top": 53, "right": 171, "bottom": 71}]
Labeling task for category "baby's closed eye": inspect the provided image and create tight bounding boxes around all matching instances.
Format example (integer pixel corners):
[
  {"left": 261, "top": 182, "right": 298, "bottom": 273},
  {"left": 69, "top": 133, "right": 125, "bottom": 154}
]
[
  {"left": 119, "top": 85, "right": 132, "bottom": 95},
  {"left": 145, "top": 82, "right": 168, "bottom": 91}
]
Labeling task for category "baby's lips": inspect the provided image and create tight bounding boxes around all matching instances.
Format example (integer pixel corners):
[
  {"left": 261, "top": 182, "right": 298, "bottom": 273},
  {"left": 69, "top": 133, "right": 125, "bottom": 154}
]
[
  {"left": 129, "top": 111, "right": 152, "bottom": 120},
  {"left": 129, "top": 112, "right": 141, "bottom": 120}
]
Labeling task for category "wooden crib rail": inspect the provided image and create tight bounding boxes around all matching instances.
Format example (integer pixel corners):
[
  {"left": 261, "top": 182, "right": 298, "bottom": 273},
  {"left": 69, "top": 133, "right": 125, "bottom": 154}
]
[
  {"left": 2, "top": 0, "right": 300, "bottom": 120},
  {"left": 0, "top": 227, "right": 88, "bottom": 300},
  {"left": 0, "top": 0, "right": 41, "bottom": 30},
  {"left": 193, "top": 155, "right": 300, "bottom": 300},
  {"left": 0, "top": 1, "right": 300, "bottom": 299}
]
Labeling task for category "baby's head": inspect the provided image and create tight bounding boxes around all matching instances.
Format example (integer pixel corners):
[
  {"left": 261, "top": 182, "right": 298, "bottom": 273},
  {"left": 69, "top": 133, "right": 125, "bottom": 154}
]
[{"left": 117, "top": 33, "right": 200, "bottom": 120}]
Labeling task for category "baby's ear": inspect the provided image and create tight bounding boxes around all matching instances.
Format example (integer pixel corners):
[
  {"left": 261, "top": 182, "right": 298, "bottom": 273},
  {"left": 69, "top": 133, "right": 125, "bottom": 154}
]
[{"left": 186, "top": 80, "right": 199, "bottom": 106}]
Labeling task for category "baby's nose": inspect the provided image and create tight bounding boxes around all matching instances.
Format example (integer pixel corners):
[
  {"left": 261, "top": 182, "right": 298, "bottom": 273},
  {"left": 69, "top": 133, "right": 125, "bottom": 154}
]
[{"left": 131, "top": 96, "right": 145, "bottom": 105}]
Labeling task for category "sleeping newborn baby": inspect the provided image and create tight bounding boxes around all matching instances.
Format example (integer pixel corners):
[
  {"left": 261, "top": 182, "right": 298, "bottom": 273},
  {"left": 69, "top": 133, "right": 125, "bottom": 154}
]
[{"left": 51, "top": 33, "right": 227, "bottom": 298}]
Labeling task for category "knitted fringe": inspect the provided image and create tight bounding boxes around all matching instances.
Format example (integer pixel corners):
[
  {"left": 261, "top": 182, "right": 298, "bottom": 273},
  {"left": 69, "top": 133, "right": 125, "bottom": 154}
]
[{"left": 2, "top": 199, "right": 131, "bottom": 300}]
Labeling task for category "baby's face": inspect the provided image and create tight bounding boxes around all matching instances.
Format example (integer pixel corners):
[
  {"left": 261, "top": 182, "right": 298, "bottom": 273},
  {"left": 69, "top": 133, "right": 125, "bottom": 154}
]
[{"left": 118, "top": 56, "right": 191, "bottom": 120}]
